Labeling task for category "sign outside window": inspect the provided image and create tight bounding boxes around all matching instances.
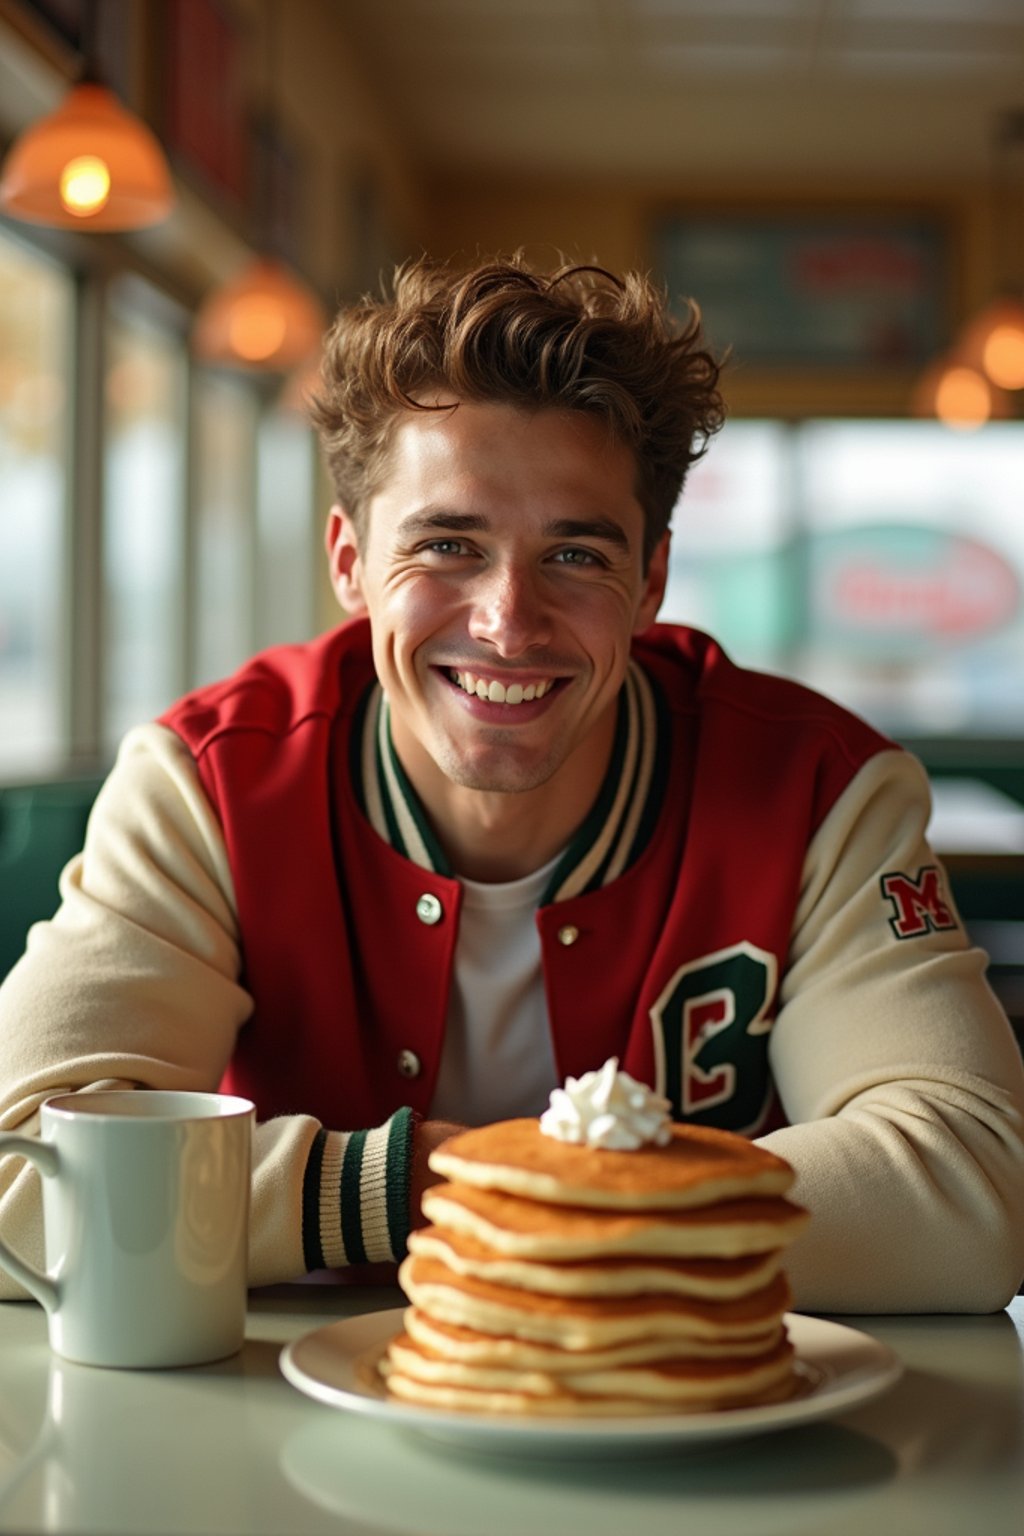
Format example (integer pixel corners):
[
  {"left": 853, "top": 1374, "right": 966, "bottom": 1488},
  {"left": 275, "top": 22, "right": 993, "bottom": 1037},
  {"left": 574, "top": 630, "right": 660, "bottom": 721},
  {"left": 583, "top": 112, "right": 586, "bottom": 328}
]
[
  {"left": 664, "top": 419, "right": 1024, "bottom": 738},
  {"left": 811, "top": 525, "right": 1021, "bottom": 655}
]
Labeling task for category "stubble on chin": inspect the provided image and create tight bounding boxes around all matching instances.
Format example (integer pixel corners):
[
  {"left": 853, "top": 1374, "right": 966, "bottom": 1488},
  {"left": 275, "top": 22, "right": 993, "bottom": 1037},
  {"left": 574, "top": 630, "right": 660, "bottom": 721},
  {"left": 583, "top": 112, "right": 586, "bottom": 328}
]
[{"left": 429, "top": 743, "right": 565, "bottom": 797}]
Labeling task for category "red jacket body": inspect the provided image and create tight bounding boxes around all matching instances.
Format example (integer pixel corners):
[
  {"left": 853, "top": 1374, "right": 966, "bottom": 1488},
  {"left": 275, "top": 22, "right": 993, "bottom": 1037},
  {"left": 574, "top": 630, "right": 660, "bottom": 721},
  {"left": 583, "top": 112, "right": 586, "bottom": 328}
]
[{"left": 160, "top": 618, "right": 892, "bottom": 1136}]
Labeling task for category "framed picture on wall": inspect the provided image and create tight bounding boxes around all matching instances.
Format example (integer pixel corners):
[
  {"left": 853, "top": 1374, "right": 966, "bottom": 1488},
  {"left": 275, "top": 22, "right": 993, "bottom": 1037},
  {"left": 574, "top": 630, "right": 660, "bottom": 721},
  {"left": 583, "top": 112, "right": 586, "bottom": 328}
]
[{"left": 653, "top": 207, "right": 953, "bottom": 370}]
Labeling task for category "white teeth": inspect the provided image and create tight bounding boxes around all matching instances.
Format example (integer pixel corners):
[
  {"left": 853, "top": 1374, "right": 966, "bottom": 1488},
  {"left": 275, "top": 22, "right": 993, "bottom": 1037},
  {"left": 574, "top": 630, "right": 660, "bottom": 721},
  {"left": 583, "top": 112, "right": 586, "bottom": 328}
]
[{"left": 450, "top": 670, "right": 554, "bottom": 705}]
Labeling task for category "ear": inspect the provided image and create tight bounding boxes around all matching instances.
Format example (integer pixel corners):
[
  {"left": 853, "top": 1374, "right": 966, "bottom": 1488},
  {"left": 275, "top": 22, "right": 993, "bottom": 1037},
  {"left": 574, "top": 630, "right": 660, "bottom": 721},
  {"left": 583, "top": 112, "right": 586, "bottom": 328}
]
[
  {"left": 633, "top": 532, "right": 670, "bottom": 634},
  {"left": 325, "top": 504, "right": 367, "bottom": 615}
]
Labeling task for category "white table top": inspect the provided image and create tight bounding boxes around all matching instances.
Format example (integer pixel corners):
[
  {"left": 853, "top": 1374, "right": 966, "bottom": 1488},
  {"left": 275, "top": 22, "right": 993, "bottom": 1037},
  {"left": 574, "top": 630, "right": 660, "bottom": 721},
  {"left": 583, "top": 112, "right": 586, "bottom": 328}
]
[{"left": 1, "top": 1285, "right": 1022, "bottom": 1536}]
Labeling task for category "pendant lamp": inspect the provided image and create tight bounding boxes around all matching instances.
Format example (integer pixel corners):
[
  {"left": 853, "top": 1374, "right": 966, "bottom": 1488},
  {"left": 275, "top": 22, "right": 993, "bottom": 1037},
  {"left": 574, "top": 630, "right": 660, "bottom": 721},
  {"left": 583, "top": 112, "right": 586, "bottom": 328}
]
[
  {"left": 190, "top": 0, "right": 325, "bottom": 371},
  {"left": 910, "top": 356, "right": 1011, "bottom": 432},
  {"left": 958, "top": 294, "right": 1024, "bottom": 392},
  {"left": 912, "top": 110, "right": 1024, "bottom": 421},
  {"left": 0, "top": 80, "right": 174, "bottom": 232},
  {"left": 192, "top": 255, "right": 325, "bottom": 369}
]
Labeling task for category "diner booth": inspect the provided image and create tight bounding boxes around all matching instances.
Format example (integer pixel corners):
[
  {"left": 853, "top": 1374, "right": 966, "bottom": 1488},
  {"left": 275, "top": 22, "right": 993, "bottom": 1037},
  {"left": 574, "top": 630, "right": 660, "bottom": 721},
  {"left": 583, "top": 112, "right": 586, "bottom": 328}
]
[{"left": 1, "top": 2, "right": 1024, "bottom": 1532}]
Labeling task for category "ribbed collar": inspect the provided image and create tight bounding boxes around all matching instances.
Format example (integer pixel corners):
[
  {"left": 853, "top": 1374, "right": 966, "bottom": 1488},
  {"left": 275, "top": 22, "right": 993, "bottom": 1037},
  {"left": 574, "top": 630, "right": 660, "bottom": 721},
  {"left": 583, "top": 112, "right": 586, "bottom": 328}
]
[{"left": 350, "top": 659, "right": 669, "bottom": 904}]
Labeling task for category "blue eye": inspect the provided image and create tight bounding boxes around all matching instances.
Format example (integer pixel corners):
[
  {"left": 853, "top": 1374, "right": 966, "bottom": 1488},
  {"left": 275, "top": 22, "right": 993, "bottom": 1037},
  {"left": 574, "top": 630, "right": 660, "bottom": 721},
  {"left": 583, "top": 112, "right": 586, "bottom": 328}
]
[
  {"left": 553, "top": 547, "right": 600, "bottom": 566},
  {"left": 424, "top": 539, "right": 467, "bottom": 556}
]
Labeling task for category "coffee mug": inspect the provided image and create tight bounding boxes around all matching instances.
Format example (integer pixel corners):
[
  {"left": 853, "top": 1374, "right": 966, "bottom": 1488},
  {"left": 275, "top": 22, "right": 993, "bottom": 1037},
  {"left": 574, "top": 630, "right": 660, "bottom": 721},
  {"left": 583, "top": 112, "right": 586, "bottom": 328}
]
[{"left": 0, "top": 1091, "right": 253, "bottom": 1368}]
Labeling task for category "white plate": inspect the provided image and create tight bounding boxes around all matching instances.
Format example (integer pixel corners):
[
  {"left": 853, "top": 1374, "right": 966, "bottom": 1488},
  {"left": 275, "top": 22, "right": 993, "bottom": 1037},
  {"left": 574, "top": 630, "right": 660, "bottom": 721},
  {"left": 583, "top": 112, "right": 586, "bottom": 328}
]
[{"left": 279, "top": 1308, "right": 902, "bottom": 1458}]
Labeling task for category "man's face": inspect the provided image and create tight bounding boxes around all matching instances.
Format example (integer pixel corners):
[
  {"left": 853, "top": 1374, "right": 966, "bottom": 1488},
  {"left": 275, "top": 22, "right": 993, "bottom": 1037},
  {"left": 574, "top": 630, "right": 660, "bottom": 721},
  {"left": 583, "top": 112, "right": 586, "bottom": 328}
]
[{"left": 326, "top": 399, "right": 668, "bottom": 802}]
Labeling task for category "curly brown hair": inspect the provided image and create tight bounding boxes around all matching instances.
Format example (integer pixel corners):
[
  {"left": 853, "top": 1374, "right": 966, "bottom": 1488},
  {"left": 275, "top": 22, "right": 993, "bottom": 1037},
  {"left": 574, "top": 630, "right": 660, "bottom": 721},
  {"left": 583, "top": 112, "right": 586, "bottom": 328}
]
[{"left": 309, "top": 254, "right": 726, "bottom": 567}]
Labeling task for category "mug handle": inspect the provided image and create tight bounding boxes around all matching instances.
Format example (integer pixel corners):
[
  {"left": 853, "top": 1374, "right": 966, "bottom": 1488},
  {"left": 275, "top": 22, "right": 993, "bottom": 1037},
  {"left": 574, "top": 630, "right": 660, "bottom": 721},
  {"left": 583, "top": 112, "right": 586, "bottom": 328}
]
[{"left": 0, "top": 1134, "right": 60, "bottom": 1311}]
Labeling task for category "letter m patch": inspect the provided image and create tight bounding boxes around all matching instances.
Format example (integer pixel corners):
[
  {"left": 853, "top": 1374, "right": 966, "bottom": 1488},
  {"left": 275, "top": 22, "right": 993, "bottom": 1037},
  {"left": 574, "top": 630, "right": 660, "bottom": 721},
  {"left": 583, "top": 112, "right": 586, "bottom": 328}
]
[{"left": 880, "top": 865, "right": 958, "bottom": 940}]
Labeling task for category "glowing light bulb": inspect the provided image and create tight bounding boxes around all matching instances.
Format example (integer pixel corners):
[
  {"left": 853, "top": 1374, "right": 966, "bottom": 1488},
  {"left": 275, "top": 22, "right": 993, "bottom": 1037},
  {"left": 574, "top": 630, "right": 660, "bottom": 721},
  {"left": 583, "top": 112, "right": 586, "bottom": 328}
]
[
  {"left": 981, "top": 324, "right": 1024, "bottom": 390},
  {"left": 227, "top": 297, "right": 288, "bottom": 362},
  {"left": 935, "top": 366, "right": 991, "bottom": 431},
  {"left": 59, "top": 155, "right": 111, "bottom": 217}
]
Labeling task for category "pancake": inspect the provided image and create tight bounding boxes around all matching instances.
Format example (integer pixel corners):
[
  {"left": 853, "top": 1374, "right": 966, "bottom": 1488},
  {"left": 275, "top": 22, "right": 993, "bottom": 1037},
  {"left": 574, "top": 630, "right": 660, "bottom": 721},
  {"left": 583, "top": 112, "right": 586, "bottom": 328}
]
[
  {"left": 384, "top": 1376, "right": 795, "bottom": 1416},
  {"left": 403, "top": 1308, "right": 785, "bottom": 1368},
  {"left": 381, "top": 1064, "right": 809, "bottom": 1418},
  {"left": 407, "top": 1226, "right": 784, "bottom": 1299},
  {"left": 384, "top": 1330, "right": 796, "bottom": 1412},
  {"left": 428, "top": 1119, "right": 795, "bottom": 1210},
  {"left": 398, "top": 1254, "right": 792, "bottom": 1347},
  {"left": 421, "top": 1182, "right": 809, "bottom": 1260}
]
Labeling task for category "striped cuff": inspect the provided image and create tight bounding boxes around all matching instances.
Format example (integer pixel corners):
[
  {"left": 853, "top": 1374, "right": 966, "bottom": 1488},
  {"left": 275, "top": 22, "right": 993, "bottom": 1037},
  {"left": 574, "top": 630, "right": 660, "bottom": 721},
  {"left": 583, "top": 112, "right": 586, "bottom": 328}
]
[{"left": 301, "top": 1107, "right": 416, "bottom": 1270}]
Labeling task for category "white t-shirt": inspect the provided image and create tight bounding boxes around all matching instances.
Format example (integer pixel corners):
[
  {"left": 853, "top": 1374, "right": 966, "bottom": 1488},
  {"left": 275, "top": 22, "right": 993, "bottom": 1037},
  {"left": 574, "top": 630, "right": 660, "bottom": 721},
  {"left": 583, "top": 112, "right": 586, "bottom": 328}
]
[{"left": 428, "top": 853, "right": 562, "bottom": 1125}]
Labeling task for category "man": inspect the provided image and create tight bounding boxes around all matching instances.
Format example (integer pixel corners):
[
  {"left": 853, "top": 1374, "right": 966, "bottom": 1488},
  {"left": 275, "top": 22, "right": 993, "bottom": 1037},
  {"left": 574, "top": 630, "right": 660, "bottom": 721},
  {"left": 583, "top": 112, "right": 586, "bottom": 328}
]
[{"left": 2, "top": 256, "right": 1023, "bottom": 1310}]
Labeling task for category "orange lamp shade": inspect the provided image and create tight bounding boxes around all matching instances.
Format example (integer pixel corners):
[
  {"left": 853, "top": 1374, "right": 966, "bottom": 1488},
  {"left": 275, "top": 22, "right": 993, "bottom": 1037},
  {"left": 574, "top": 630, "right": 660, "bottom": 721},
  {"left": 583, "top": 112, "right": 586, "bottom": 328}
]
[
  {"left": 0, "top": 83, "right": 174, "bottom": 231},
  {"left": 193, "top": 259, "right": 327, "bottom": 371}
]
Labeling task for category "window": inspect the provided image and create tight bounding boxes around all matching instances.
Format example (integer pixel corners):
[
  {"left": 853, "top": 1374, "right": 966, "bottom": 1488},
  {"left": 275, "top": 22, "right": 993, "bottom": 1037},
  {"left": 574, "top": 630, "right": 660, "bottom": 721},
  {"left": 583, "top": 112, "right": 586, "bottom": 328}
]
[
  {"left": 102, "top": 281, "right": 188, "bottom": 750},
  {"left": 254, "top": 400, "right": 318, "bottom": 651},
  {"left": 664, "top": 419, "right": 1024, "bottom": 739},
  {"left": 797, "top": 422, "right": 1024, "bottom": 735},
  {"left": 192, "top": 371, "right": 258, "bottom": 686},
  {"left": 663, "top": 421, "right": 795, "bottom": 656},
  {"left": 0, "top": 229, "right": 72, "bottom": 778}
]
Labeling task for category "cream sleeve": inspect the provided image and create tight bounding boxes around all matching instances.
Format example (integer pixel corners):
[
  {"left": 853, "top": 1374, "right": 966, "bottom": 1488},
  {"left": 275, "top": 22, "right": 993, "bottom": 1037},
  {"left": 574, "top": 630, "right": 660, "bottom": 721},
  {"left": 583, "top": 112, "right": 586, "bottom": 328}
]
[
  {"left": 760, "top": 748, "right": 1024, "bottom": 1313},
  {"left": 0, "top": 724, "right": 412, "bottom": 1299}
]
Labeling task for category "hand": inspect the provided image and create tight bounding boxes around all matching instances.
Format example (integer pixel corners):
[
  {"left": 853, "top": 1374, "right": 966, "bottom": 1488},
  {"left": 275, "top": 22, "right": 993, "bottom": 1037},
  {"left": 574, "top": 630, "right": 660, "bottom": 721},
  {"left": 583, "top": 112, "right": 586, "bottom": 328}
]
[{"left": 409, "top": 1118, "right": 464, "bottom": 1231}]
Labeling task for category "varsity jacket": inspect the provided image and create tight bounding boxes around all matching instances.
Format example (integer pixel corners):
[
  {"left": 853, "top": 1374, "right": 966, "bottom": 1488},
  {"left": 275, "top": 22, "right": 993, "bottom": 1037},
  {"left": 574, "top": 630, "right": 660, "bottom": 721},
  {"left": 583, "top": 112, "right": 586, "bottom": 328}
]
[
  {"left": 163, "top": 618, "right": 889, "bottom": 1137},
  {"left": 2, "top": 618, "right": 1023, "bottom": 1311}
]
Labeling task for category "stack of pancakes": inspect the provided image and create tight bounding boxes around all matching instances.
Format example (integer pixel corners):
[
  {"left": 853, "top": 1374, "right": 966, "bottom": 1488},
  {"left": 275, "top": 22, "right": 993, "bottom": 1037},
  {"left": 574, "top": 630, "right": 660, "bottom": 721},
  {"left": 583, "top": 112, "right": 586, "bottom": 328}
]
[{"left": 382, "top": 1118, "right": 809, "bottom": 1417}]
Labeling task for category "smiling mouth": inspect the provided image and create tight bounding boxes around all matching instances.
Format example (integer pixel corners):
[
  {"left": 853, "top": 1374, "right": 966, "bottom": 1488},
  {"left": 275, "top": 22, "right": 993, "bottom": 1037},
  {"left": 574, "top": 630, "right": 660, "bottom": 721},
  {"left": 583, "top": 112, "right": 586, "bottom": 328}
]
[{"left": 448, "top": 668, "right": 557, "bottom": 705}]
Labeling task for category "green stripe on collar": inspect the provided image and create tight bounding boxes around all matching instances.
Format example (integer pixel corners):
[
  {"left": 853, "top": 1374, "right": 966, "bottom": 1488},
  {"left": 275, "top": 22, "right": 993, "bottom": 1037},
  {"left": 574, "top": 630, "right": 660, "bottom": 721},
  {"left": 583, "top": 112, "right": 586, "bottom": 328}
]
[
  {"left": 380, "top": 695, "right": 452, "bottom": 876},
  {"left": 541, "top": 660, "right": 667, "bottom": 904},
  {"left": 352, "top": 663, "right": 668, "bottom": 897},
  {"left": 352, "top": 682, "right": 450, "bottom": 874},
  {"left": 539, "top": 679, "right": 632, "bottom": 905}
]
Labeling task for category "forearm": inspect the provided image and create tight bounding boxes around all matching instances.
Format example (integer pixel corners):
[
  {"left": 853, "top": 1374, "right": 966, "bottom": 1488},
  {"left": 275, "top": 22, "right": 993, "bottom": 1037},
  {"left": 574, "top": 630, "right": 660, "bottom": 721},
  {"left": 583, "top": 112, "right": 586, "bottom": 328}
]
[
  {"left": 766, "top": 750, "right": 1024, "bottom": 1313},
  {"left": 760, "top": 1072, "right": 1024, "bottom": 1313},
  {"left": 246, "top": 1109, "right": 416, "bottom": 1286},
  {"left": 0, "top": 725, "right": 419, "bottom": 1296},
  {"left": 1, "top": 1099, "right": 418, "bottom": 1298}
]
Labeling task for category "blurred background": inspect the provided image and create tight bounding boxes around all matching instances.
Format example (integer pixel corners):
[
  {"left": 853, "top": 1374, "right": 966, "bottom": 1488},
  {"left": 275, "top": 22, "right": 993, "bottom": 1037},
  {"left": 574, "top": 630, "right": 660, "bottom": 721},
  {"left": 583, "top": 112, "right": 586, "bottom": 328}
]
[{"left": 1, "top": 3, "right": 1023, "bottom": 853}]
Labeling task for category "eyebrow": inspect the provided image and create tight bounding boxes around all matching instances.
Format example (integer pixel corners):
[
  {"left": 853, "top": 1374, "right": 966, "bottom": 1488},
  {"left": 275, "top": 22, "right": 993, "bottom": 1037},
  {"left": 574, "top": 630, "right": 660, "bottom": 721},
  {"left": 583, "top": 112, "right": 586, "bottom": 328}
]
[{"left": 395, "top": 510, "right": 631, "bottom": 552}]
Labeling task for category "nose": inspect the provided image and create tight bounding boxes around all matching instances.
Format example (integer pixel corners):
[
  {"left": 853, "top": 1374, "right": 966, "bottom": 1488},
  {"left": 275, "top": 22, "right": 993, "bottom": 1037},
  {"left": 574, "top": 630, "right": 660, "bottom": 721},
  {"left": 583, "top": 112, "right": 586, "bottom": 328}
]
[{"left": 467, "top": 561, "right": 553, "bottom": 657}]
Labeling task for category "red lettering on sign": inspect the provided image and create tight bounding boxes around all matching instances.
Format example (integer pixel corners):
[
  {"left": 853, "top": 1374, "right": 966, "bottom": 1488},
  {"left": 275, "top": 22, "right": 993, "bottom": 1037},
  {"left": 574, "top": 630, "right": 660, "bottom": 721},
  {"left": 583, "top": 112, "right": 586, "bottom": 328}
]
[{"left": 833, "top": 551, "right": 1018, "bottom": 638}]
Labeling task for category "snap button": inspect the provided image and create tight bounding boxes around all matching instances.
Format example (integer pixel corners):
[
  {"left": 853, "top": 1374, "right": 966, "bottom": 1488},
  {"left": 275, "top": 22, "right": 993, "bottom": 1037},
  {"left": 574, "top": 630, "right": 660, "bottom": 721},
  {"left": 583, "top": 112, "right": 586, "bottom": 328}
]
[
  {"left": 557, "top": 925, "right": 579, "bottom": 947},
  {"left": 415, "top": 892, "right": 443, "bottom": 926},
  {"left": 397, "top": 1049, "right": 422, "bottom": 1079}
]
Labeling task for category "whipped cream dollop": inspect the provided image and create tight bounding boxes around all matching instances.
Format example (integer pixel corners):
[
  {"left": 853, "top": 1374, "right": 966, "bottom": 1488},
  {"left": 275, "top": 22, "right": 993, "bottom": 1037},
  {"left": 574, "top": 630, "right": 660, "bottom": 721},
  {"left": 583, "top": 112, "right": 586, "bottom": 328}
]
[{"left": 539, "top": 1058, "right": 673, "bottom": 1150}]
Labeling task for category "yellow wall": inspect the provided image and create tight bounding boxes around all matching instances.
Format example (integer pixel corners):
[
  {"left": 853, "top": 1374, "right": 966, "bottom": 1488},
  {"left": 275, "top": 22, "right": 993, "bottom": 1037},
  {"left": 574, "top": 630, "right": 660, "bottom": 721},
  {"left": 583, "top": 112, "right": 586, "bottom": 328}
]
[{"left": 416, "top": 173, "right": 997, "bottom": 420}]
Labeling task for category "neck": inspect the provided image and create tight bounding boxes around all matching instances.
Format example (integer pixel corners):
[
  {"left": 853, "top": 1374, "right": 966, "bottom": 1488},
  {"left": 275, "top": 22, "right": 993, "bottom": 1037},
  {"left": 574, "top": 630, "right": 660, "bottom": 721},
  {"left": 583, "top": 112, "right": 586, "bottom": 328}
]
[
  {"left": 397, "top": 715, "right": 617, "bottom": 884},
  {"left": 436, "top": 791, "right": 576, "bottom": 883}
]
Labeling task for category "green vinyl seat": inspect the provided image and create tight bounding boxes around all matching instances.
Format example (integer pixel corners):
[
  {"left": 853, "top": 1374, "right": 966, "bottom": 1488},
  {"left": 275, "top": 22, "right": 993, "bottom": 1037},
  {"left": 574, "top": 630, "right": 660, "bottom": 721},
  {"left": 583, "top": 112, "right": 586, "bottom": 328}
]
[{"left": 0, "top": 777, "right": 104, "bottom": 981}]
